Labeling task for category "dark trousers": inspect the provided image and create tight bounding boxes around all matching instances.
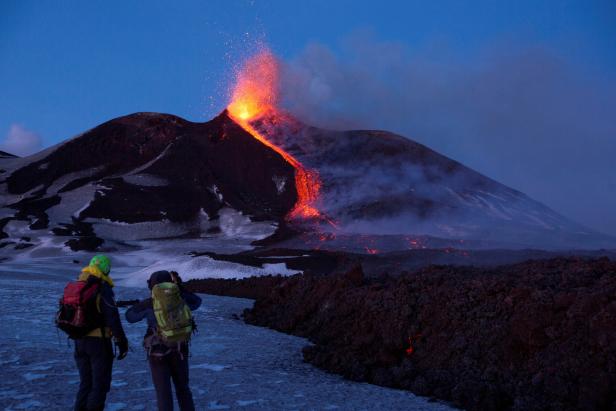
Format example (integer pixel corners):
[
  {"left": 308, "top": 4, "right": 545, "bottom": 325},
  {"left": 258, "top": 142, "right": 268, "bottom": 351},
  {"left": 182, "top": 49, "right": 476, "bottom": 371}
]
[
  {"left": 148, "top": 350, "right": 195, "bottom": 411},
  {"left": 74, "top": 337, "right": 114, "bottom": 411}
]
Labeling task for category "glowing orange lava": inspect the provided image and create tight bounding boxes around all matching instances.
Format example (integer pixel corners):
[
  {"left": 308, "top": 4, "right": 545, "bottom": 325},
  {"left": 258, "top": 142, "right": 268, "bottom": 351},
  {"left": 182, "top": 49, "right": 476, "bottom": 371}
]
[
  {"left": 405, "top": 334, "right": 422, "bottom": 356},
  {"left": 405, "top": 337, "right": 414, "bottom": 356},
  {"left": 227, "top": 48, "right": 322, "bottom": 219}
]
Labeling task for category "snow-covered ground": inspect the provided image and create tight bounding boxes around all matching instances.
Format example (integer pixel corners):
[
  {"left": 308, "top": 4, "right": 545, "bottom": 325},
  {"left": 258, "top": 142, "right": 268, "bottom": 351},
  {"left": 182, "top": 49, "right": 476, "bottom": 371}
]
[
  {"left": 0, "top": 261, "right": 455, "bottom": 410},
  {"left": 1, "top": 235, "right": 301, "bottom": 287}
]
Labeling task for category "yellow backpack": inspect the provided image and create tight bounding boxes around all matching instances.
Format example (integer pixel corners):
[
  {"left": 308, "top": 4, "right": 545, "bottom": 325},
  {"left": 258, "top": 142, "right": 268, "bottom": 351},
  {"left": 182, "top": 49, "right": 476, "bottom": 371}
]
[{"left": 151, "top": 282, "right": 193, "bottom": 343}]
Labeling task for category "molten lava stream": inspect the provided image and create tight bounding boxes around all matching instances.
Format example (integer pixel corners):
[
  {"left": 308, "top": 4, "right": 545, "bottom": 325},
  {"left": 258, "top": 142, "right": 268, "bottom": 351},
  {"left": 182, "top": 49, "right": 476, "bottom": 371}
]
[
  {"left": 228, "top": 114, "right": 322, "bottom": 220},
  {"left": 226, "top": 48, "right": 325, "bottom": 222}
]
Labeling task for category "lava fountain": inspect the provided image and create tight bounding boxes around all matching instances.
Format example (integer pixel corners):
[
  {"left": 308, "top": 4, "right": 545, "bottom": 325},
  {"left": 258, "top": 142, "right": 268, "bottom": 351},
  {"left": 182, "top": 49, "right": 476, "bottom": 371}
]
[{"left": 227, "top": 49, "right": 322, "bottom": 220}]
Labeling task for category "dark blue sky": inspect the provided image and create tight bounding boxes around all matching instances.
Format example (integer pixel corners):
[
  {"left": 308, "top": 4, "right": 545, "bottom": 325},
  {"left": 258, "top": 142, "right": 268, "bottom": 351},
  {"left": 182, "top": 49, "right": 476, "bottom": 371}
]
[{"left": 2, "top": 0, "right": 615, "bottom": 235}]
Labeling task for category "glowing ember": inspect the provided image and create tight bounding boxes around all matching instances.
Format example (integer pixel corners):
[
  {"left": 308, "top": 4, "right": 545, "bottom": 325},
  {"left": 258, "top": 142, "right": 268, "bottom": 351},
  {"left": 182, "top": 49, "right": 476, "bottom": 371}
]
[
  {"left": 405, "top": 337, "right": 414, "bottom": 356},
  {"left": 405, "top": 334, "right": 421, "bottom": 356},
  {"left": 406, "top": 236, "right": 427, "bottom": 249},
  {"left": 227, "top": 48, "right": 322, "bottom": 220}
]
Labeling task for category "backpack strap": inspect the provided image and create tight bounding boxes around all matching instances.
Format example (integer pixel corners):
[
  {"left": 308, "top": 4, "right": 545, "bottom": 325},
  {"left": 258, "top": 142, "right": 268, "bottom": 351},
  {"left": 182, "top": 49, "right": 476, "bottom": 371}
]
[{"left": 88, "top": 278, "right": 108, "bottom": 339}]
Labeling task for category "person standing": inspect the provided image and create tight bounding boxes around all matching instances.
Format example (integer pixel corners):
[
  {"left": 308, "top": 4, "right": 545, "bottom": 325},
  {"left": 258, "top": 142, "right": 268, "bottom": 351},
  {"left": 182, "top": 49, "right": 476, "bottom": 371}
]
[
  {"left": 73, "top": 255, "right": 129, "bottom": 411},
  {"left": 125, "top": 270, "right": 201, "bottom": 411}
]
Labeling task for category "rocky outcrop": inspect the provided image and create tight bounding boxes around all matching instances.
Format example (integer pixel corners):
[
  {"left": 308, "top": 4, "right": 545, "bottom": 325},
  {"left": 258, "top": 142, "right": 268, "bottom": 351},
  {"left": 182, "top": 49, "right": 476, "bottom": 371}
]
[
  {"left": 185, "top": 275, "right": 294, "bottom": 301},
  {"left": 244, "top": 258, "right": 616, "bottom": 410}
]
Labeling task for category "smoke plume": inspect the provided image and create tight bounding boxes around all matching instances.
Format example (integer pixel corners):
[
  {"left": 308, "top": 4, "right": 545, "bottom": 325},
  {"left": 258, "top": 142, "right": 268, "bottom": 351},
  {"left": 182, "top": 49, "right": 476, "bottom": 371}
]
[{"left": 277, "top": 34, "right": 616, "bottom": 236}]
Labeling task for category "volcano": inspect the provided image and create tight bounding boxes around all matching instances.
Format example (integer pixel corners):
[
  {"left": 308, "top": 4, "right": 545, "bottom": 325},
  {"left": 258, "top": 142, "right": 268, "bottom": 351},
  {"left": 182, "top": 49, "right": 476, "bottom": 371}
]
[
  {"left": 0, "top": 150, "right": 18, "bottom": 159},
  {"left": 0, "top": 109, "right": 614, "bottom": 252}
]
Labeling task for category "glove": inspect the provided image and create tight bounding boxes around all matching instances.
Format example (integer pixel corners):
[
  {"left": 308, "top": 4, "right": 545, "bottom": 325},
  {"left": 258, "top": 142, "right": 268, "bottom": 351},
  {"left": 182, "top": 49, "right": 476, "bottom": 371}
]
[
  {"left": 133, "top": 298, "right": 152, "bottom": 311},
  {"left": 116, "top": 338, "right": 129, "bottom": 360},
  {"left": 170, "top": 271, "right": 183, "bottom": 285}
]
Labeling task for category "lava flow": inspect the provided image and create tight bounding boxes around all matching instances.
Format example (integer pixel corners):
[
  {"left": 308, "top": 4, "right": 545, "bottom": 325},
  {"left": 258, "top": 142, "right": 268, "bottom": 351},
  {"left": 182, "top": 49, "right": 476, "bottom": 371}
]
[{"left": 227, "top": 49, "right": 321, "bottom": 220}]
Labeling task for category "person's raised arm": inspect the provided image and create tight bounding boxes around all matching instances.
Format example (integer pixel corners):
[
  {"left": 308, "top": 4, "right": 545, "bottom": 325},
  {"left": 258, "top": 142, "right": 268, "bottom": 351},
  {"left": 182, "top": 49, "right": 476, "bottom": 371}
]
[
  {"left": 171, "top": 271, "right": 202, "bottom": 311},
  {"left": 125, "top": 298, "right": 152, "bottom": 323}
]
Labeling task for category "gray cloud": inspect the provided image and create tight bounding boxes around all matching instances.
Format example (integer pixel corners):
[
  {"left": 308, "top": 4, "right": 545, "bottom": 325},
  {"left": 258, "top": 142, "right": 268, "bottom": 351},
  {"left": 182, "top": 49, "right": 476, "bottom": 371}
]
[
  {"left": 278, "top": 34, "right": 616, "bottom": 236},
  {"left": 1, "top": 124, "right": 42, "bottom": 157}
]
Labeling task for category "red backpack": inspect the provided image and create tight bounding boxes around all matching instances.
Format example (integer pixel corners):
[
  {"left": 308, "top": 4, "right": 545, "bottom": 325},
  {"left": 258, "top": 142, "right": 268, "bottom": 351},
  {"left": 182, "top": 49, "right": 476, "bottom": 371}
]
[{"left": 56, "top": 279, "right": 104, "bottom": 339}]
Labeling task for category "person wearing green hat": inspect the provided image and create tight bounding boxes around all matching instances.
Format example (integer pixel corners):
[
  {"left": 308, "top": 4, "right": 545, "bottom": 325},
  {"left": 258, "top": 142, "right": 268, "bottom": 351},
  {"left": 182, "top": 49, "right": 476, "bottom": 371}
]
[{"left": 73, "top": 255, "right": 129, "bottom": 411}]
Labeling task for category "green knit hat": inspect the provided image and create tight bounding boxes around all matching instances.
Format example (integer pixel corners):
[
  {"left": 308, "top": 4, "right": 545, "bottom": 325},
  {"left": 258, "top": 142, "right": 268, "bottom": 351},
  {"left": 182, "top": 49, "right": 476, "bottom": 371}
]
[{"left": 89, "top": 254, "right": 111, "bottom": 275}]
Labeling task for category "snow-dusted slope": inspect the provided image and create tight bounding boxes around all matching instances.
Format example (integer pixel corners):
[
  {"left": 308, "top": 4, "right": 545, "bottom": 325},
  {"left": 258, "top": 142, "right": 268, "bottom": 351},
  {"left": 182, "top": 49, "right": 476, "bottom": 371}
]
[
  {"left": 0, "top": 112, "right": 296, "bottom": 254},
  {"left": 252, "top": 112, "right": 616, "bottom": 249}
]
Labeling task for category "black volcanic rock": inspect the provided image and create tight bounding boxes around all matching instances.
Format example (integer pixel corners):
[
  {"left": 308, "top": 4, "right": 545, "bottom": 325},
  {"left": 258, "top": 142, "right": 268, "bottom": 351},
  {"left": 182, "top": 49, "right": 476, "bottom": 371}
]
[
  {"left": 0, "top": 218, "right": 10, "bottom": 239},
  {"left": 184, "top": 274, "right": 295, "bottom": 301},
  {"left": 52, "top": 220, "right": 104, "bottom": 251},
  {"left": 244, "top": 258, "right": 616, "bottom": 411}
]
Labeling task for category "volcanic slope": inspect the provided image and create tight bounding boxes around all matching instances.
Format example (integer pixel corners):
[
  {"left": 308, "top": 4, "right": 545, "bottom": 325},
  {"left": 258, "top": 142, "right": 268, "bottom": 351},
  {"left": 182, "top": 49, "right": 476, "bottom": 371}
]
[
  {"left": 0, "top": 111, "right": 297, "bottom": 249},
  {"left": 250, "top": 112, "right": 615, "bottom": 249}
]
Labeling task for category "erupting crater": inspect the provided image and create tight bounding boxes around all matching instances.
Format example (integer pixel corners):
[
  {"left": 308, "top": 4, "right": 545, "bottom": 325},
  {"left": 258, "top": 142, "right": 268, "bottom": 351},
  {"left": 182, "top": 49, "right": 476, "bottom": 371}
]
[{"left": 227, "top": 49, "right": 322, "bottom": 221}]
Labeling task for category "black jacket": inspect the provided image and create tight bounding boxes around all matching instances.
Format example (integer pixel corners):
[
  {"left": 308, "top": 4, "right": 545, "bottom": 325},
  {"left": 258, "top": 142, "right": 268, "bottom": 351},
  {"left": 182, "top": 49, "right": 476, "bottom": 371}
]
[
  {"left": 125, "top": 269, "right": 201, "bottom": 356},
  {"left": 86, "top": 276, "right": 127, "bottom": 341}
]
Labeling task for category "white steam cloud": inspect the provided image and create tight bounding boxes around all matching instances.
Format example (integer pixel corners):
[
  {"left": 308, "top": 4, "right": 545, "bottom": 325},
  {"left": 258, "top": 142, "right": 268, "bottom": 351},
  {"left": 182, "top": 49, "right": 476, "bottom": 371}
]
[
  {"left": 277, "top": 33, "right": 616, "bottom": 236},
  {"left": 1, "top": 124, "right": 42, "bottom": 157}
]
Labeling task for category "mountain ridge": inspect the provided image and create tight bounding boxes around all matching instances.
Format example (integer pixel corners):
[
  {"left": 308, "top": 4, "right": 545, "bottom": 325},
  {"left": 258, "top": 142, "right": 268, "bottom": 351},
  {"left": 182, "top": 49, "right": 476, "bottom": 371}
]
[{"left": 1, "top": 110, "right": 614, "bottom": 252}]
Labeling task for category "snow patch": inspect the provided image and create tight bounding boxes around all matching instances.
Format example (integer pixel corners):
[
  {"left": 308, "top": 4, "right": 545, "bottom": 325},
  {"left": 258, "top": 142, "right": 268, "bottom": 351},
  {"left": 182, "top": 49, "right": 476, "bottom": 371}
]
[
  {"left": 126, "top": 143, "right": 173, "bottom": 176},
  {"left": 89, "top": 219, "right": 193, "bottom": 241},
  {"left": 46, "top": 167, "right": 104, "bottom": 195},
  {"left": 0, "top": 207, "right": 15, "bottom": 219},
  {"left": 208, "top": 401, "right": 230, "bottom": 410},
  {"left": 219, "top": 208, "right": 276, "bottom": 240},
  {"left": 11, "top": 399, "right": 44, "bottom": 409},
  {"left": 122, "top": 174, "right": 168, "bottom": 187},
  {"left": 236, "top": 399, "right": 263, "bottom": 406},
  {"left": 22, "top": 373, "right": 46, "bottom": 381},
  {"left": 272, "top": 175, "right": 287, "bottom": 194},
  {"left": 117, "top": 255, "right": 299, "bottom": 288},
  {"left": 209, "top": 185, "right": 224, "bottom": 202},
  {"left": 47, "top": 184, "right": 98, "bottom": 222},
  {"left": 191, "top": 363, "right": 229, "bottom": 372}
]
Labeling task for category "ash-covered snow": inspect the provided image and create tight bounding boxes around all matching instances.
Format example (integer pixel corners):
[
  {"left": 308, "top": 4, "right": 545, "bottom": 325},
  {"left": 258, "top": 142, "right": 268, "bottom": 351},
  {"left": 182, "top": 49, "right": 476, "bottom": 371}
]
[
  {"left": 3, "top": 220, "right": 34, "bottom": 240},
  {"left": 0, "top": 261, "right": 455, "bottom": 410},
  {"left": 209, "top": 185, "right": 224, "bottom": 202},
  {"left": 47, "top": 184, "right": 99, "bottom": 222},
  {"left": 218, "top": 208, "right": 277, "bottom": 240},
  {"left": 88, "top": 218, "right": 202, "bottom": 242},
  {"left": 272, "top": 175, "right": 287, "bottom": 194},
  {"left": 122, "top": 174, "right": 169, "bottom": 187},
  {"left": 116, "top": 255, "right": 298, "bottom": 288}
]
